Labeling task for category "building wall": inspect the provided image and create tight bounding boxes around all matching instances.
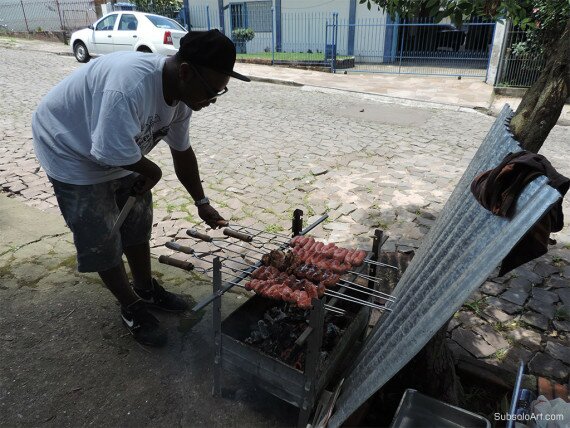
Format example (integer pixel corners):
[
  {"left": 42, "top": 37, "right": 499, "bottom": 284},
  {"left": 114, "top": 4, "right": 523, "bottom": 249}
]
[{"left": 186, "top": 0, "right": 388, "bottom": 58}]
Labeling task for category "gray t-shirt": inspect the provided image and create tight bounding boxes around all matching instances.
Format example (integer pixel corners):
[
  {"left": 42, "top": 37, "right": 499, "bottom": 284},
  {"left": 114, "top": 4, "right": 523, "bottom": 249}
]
[{"left": 32, "top": 51, "right": 192, "bottom": 185}]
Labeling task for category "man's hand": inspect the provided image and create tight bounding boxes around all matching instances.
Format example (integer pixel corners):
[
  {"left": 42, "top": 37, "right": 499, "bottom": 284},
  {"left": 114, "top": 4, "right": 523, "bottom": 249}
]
[{"left": 198, "top": 204, "right": 228, "bottom": 229}]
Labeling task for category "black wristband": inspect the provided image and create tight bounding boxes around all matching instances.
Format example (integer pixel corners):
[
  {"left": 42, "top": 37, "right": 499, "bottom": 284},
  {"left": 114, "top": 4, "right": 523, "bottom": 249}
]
[{"left": 194, "top": 197, "right": 210, "bottom": 206}]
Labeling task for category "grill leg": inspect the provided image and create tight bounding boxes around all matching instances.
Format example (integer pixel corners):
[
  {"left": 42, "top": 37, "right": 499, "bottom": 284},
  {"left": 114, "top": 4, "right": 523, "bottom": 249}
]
[
  {"left": 212, "top": 257, "right": 222, "bottom": 397},
  {"left": 298, "top": 299, "right": 325, "bottom": 427},
  {"left": 292, "top": 209, "right": 303, "bottom": 236}
]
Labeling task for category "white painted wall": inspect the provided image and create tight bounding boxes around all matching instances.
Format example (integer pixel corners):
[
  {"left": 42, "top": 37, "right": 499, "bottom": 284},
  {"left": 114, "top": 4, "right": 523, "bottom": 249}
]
[
  {"left": 280, "top": 0, "right": 349, "bottom": 17},
  {"left": 186, "top": 0, "right": 389, "bottom": 60}
]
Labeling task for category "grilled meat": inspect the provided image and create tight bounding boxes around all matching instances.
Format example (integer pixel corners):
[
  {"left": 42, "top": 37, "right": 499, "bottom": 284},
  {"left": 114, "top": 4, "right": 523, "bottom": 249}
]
[{"left": 246, "top": 237, "right": 366, "bottom": 309}]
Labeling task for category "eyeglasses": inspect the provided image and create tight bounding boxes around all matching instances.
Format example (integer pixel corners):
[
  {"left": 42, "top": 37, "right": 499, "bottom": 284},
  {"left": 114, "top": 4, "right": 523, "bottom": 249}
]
[{"left": 190, "top": 64, "right": 228, "bottom": 100}]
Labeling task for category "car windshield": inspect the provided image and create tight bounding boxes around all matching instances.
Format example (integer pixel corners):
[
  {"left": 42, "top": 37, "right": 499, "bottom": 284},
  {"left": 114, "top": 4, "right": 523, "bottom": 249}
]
[{"left": 146, "top": 15, "right": 185, "bottom": 30}]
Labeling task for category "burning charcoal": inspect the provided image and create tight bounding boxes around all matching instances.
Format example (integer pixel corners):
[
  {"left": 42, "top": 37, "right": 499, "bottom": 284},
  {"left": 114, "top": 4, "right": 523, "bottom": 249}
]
[
  {"left": 264, "top": 307, "right": 288, "bottom": 324},
  {"left": 244, "top": 330, "right": 265, "bottom": 345},
  {"left": 323, "top": 323, "right": 342, "bottom": 350},
  {"left": 257, "top": 320, "right": 270, "bottom": 339},
  {"left": 272, "top": 308, "right": 288, "bottom": 322}
]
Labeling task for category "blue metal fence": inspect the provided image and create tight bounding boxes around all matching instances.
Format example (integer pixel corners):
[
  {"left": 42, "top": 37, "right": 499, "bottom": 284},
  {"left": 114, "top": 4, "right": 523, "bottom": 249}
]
[
  {"left": 182, "top": 7, "right": 495, "bottom": 78},
  {"left": 495, "top": 24, "right": 545, "bottom": 87},
  {"left": 0, "top": 1, "right": 496, "bottom": 79},
  {"left": 330, "top": 17, "right": 496, "bottom": 77}
]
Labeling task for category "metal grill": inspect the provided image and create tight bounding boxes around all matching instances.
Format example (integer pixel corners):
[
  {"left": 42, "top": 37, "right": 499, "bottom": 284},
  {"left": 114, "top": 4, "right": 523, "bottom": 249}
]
[
  {"left": 158, "top": 210, "right": 397, "bottom": 426},
  {"left": 159, "top": 212, "right": 395, "bottom": 314}
]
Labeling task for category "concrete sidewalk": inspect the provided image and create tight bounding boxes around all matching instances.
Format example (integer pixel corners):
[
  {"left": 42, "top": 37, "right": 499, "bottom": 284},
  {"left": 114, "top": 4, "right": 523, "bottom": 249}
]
[
  {"left": 0, "top": 36, "right": 521, "bottom": 111},
  {"left": 0, "top": 193, "right": 293, "bottom": 426}
]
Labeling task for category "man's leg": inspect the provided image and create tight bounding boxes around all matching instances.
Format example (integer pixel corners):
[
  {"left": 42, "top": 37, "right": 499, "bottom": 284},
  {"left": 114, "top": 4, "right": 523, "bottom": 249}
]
[
  {"left": 123, "top": 242, "right": 153, "bottom": 292},
  {"left": 118, "top": 176, "right": 188, "bottom": 312},
  {"left": 47, "top": 175, "right": 167, "bottom": 347},
  {"left": 123, "top": 240, "right": 188, "bottom": 312},
  {"left": 98, "top": 262, "right": 140, "bottom": 306}
]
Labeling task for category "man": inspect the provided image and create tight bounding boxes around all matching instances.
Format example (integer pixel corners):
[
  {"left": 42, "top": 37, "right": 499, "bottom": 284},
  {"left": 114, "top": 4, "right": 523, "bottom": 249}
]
[{"left": 32, "top": 30, "right": 250, "bottom": 347}]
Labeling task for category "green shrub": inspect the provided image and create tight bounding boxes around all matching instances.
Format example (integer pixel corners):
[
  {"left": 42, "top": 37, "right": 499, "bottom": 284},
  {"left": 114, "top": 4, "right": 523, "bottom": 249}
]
[{"left": 231, "top": 27, "right": 255, "bottom": 42}]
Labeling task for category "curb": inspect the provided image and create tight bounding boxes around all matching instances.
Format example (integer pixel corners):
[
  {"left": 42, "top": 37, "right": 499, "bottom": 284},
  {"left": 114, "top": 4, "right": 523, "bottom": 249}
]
[{"left": 247, "top": 76, "right": 303, "bottom": 87}]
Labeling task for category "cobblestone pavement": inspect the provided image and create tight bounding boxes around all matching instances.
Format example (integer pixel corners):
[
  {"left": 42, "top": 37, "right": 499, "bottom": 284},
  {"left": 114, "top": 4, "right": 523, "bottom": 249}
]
[{"left": 1, "top": 46, "right": 570, "bottom": 384}]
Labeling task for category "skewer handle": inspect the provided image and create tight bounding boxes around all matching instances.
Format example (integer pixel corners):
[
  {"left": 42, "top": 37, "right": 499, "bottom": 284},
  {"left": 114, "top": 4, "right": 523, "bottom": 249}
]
[
  {"left": 158, "top": 255, "right": 194, "bottom": 271},
  {"left": 223, "top": 228, "right": 253, "bottom": 242},
  {"left": 186, "top": 229, "right": 213, "bottom": 242},
  {"left": 165, "top": 241, "right": 195, "bottom": 254}
]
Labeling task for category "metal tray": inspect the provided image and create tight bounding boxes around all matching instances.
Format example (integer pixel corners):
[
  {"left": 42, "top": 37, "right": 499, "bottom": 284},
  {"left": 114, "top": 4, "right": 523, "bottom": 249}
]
[{"left": 390, "top": 389, "right": 491, "bottom": 428}]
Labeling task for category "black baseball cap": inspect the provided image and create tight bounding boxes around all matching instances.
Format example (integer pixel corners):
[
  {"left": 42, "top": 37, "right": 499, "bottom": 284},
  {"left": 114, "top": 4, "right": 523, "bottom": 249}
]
[{"left": 177, "top": 29, "right": 251, "bottom": 82}]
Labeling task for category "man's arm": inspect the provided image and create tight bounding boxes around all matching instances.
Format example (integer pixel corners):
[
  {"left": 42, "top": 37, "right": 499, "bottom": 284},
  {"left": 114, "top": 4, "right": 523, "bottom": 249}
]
[
  {"left": 170, "top": 146, "right": 227, "bottom": 229},
  {"left": 121, "top": 156, "right": 162, "bottom": 194},
  {"left": 170, "top": 145, "right": 205, "bottom": 201}
]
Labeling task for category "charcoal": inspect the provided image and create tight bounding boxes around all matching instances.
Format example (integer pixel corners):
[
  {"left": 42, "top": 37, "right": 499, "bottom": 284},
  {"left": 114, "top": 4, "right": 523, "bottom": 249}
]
[
  {"left": 257, "top": 320, "right": 270, "bottom": 339},
  {"left": 244, "top": 330, "right": 265, "bottom": 344},
  {"left": 264, "top": 307, "right": 288, "bottom": 324},
  {"left": 322, "top": 323, "right": 344, "bottom": 351},
  {"left": 243, "top": 303, "right": 346, "bottom": 371}
]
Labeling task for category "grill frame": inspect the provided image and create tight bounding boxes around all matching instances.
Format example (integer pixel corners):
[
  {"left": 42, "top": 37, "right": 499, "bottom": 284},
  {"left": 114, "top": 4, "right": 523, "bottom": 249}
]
[{"left": 209, "top": 218, "right": 387, "bottom": 427}]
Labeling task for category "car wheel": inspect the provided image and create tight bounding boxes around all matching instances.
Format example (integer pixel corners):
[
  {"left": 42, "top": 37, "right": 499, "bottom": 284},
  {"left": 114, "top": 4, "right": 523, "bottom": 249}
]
[
  {"left": 73, "top": 41, "right": 90, "bottom": 63},
  {"left": 137, "top": 46, "right": 152, "bottom": 53}
]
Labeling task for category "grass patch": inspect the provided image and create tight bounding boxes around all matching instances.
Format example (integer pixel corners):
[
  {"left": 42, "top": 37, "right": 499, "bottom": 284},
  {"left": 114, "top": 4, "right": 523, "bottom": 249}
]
[
  {"left": 262, "top": 207, "right": 279, "bottom": 216},
  {"left": 492, "top": 320, "right": 520, "bottom": 333},
  {"left": 55, "top": 255, "right": 77, "bottom": 270},
  {"left": 0, "top": 262, "right": 15, "bottom": 279},
  {"left": 493, "top": 348, "right": 508, "bottom": 361},
  {"left": 303, "top": 197, "right": 316, "bottom": 217},
  {"left": 463, "top": 298, "right": 488, "bottom": 317},
  {"left": 185, "top": 213, "right": 199, "bottom": 224},
  {"left": 242, "top": 206, "right": 255, "bottom": 219},
  {"left": 264, "top": 224, "right": 284, "bottom": 234}
]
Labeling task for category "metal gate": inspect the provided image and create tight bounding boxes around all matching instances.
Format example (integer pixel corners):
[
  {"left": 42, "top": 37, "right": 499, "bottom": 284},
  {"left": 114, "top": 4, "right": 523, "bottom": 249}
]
[
  {"left": 495, "top": 22, "right": 545, "bottom": 87},
  {"left": 327, "top": 17, "right": 496, "bottom": 78}
]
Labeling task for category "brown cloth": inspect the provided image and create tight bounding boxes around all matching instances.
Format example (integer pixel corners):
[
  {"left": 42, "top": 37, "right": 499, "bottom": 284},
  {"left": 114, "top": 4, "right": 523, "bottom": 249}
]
[{"left": 471, "top": 151, "right": 569, "bottom": 276}]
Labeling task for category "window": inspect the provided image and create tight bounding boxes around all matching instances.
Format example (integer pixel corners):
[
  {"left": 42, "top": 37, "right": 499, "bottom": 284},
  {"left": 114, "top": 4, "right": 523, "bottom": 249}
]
[
  {"left": 230, "top": 1, "right": 272, "bottom": 33},
  {"left": 96, "top": 14, "right": 118, "bottom": 31},
  {"left": 230, "top": 4, "right": 245, "bottom": 29},
  {"left": 118, "top": 14, "right": 138, "bottom": 31},
  {"left": 146, "top": 15, "right": 185, "bottom": 30},
  {"left": 246, "top": 1, "right": 271, "bottom": 33}
]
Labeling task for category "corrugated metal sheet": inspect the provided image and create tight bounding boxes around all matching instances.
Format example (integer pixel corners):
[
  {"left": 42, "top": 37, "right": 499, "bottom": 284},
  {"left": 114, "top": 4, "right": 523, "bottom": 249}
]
[{"left": 329, "top": 105, "right": 563, "bottom": 427}]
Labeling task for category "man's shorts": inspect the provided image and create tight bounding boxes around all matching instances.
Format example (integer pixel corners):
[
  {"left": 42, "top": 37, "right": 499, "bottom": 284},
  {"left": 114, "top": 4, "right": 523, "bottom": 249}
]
[{"left": 48, "top": 174, "right": 153, "bottom": 273}]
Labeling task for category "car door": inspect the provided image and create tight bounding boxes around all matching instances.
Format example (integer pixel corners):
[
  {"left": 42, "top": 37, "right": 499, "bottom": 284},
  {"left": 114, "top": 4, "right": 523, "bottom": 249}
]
[
  {"left": 91, "top": 13, "right": 118, "bottom": 55},
  {"left": 113, "top": 13, "right": 139, "bottom": 52}
]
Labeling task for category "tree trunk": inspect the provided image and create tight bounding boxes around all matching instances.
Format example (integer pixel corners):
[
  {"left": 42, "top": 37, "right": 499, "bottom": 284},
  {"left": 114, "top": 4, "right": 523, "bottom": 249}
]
[
  {"left": 510, "top": 17, "right": 570, "bottom": 154},
  {"left": 397, "top": 322, "right": 463, "bottom": 404}
]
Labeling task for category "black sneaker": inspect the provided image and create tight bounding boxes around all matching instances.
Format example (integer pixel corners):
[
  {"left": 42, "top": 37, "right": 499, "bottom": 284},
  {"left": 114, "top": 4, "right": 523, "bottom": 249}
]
[
  {"left": 134, "top": 278, "right": 189, "bottom": 313},
  {"left": 121, "top": 300, "right": 167, "bottom": 347}
]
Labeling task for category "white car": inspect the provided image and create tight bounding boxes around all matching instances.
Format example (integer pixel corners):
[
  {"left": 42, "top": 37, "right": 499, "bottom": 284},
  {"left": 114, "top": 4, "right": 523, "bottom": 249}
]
[{"left": 70, "top": 11, "right": 187, "bottom": 62}]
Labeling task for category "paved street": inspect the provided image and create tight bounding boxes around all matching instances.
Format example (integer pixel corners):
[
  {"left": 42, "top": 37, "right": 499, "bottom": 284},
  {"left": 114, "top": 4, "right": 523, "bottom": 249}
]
[
  {"left": 1, "top": 43, "right": 570, "bottom": 423},
  {"left": 2, "top": 47, "right": 569, "bottom": 253}
]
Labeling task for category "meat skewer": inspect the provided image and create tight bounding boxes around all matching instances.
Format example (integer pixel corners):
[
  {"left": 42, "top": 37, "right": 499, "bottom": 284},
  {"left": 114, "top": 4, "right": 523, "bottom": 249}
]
[{"left": 223, "top": 264, "right": 394, "bottom": 303}]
